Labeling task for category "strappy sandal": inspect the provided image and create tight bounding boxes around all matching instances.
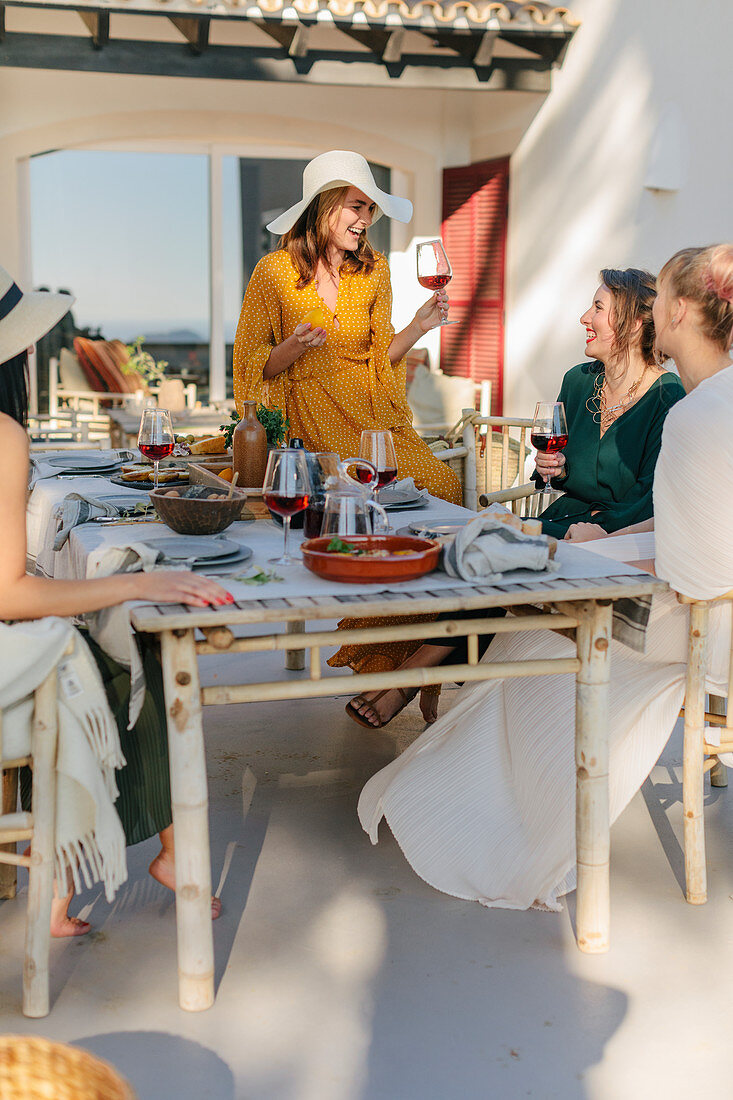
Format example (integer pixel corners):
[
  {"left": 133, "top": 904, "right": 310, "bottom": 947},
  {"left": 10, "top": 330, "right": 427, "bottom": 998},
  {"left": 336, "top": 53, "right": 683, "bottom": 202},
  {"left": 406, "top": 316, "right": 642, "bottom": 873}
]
[{"left": 345, "top": 686, "right": 419, "bottom": 729}]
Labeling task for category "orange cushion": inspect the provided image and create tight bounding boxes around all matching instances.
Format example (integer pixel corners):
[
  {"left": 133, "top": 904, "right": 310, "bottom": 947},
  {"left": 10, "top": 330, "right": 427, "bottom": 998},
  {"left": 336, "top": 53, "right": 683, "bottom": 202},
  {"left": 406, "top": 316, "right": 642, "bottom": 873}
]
[
  {"left": 107, "top": 340, "right": 144, "bottom": 393},
  {"left": 73, "top": 337, "right": 107, "bottom": 392}
]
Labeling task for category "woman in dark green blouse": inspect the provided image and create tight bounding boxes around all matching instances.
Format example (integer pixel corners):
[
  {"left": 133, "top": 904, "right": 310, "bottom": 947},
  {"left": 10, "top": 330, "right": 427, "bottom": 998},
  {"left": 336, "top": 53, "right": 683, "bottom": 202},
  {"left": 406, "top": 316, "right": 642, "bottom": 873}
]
[
  {"left": 349, "top": 267, "right": 685, "bottom": 729},
  {"left": 534, "top": 268, "right": 685, "bottom": 539}
]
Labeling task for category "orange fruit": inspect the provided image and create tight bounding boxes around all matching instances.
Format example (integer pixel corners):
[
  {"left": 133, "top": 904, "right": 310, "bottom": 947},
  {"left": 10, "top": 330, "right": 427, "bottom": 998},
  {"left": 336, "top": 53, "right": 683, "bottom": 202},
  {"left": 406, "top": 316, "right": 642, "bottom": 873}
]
[
  {"left": 218, "top": 467, "right": 234, "bottom": 482},
  {"left": 301, "top": 306, "right": 329, "bottom": 331}
]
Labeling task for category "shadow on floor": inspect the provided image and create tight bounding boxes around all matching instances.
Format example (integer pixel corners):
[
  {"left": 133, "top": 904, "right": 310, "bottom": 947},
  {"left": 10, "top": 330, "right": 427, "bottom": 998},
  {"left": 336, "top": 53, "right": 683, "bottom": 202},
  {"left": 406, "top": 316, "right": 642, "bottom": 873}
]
[{"left": 74, "top": 1031, "right": 235, "bottom": 1100}]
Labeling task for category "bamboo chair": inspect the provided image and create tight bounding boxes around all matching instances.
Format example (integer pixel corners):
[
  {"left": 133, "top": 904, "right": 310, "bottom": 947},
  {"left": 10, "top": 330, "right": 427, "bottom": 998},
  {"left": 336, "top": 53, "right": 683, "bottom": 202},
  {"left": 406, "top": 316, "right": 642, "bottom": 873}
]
[
  {"left": 0, "top": 665, "right": 60, "bottom": 1017},
  {"left": 677, "top": 590, "right": 733, "bottom": 905},
  {"left": 436, "top": 410, "right": 541, "bottom": 511}
]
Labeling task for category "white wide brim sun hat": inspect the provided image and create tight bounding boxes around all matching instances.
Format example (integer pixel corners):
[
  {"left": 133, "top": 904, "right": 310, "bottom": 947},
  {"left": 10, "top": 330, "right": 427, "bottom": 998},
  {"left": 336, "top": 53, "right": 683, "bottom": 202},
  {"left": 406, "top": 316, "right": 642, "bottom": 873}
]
[
  {"left": 0, "top": 265, "right": 75, "bottom": 364},
  {"left": 266, "top": 150, "right": 413, "bottom": 236}
]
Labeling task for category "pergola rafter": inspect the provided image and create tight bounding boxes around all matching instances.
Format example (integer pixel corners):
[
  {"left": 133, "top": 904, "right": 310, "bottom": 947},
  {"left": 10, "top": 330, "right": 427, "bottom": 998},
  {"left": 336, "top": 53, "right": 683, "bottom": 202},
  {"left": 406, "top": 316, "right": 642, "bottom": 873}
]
[{"left": 0, "top": 0, "right": 579, "bottom": 88}]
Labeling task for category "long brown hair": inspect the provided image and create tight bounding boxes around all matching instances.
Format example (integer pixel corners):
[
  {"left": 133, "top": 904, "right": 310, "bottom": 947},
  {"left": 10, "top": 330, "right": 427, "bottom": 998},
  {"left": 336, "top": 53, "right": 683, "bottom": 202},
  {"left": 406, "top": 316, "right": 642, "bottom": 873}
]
[
  {"left": 280, "top": 186, "right": 378, "bottom": 289},
  {"left": 659, "top": 244, "right": 733, "bottom": 351},
  {"left": 600, "top": 267, "right": 659, "bottom": 367}
]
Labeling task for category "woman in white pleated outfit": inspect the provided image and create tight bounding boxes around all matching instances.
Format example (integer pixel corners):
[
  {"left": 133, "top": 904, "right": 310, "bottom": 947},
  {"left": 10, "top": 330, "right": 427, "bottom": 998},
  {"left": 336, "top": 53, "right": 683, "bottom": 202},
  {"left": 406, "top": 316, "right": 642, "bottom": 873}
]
[{"left": 358, "top": 244, "right": 733, "bottom": 912}]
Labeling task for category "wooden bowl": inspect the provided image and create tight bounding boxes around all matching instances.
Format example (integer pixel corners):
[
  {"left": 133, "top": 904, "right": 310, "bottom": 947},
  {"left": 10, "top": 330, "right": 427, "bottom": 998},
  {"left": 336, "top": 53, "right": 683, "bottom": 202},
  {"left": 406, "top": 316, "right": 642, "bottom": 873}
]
[
  {"left": 301, "top": 535, "right": 440, "bottom": 584},
  {"left": 150, "top": 486, "right": 247, "bottom": 535}
]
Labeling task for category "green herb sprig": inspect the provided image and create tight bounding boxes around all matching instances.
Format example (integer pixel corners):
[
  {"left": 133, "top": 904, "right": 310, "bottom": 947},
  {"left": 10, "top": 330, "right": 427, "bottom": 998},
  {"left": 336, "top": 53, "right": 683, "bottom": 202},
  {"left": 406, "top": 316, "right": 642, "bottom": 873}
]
[
  {"left": 326, "top": 538, "right": 363, "bottom": 555},
  {"left": 220, "top": 405, "right": 290, "bottom": 449}
]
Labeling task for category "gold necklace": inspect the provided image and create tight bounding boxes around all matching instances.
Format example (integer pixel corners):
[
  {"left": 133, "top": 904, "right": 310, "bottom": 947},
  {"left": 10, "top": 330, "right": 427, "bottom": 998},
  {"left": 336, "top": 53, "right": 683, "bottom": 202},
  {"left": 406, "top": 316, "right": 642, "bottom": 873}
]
[{"left": 586, "top": 367, "right": 648, "bottom": 429}]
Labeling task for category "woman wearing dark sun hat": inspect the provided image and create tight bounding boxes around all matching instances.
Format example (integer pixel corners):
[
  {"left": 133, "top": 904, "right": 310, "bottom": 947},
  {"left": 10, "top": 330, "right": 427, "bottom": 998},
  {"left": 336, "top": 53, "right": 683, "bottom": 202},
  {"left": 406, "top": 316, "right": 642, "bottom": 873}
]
[{"left": 0, "top": 265, "right": 229, "bottom": 935}]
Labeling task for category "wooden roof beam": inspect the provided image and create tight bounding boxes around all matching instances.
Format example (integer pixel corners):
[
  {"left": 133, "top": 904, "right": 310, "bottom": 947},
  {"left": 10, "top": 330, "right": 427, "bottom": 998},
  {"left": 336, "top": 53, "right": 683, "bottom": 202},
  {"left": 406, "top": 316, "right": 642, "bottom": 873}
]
[
  {"left": 499, "top": 30, "right": 571, "bottom": 65},
  {"left": 78, "top": 11, "right": 109, "bottom": 50},
  {"left": 168, "top": 16, "right": 210, "bottom": 55},
  {"left": 253, "top": 20, "right": 310, "bottom": 58},
  {"left": 338, "top": 25, "right": 406, "bottom": 64}
]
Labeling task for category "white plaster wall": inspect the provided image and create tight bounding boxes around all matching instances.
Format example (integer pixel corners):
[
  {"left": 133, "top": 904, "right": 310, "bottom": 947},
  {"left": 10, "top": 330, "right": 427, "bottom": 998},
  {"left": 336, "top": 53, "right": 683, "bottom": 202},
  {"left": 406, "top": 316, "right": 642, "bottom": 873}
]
[
  {"left": 504, "top": 0, "right": 733, "bottom": 414},
  {"left": 0, "top": 52, "right": 543, "bottom": 370}
]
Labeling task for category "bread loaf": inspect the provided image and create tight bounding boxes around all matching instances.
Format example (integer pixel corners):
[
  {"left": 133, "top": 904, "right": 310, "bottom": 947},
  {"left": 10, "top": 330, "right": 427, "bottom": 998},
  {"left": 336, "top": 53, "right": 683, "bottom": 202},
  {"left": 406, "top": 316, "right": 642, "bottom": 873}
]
[{"left": 190, "top": 435, "right": 227, "bottom": 455}]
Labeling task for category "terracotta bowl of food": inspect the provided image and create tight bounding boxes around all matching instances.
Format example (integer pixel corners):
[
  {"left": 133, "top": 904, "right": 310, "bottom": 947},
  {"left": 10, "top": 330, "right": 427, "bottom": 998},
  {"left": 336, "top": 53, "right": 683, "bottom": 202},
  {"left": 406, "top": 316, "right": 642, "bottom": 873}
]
[
  {"left": 301, "top": 535, "right": 441, "bottom": 584},
  {"left": 150, "top": 486, "right": 247, "bottom": 536}
]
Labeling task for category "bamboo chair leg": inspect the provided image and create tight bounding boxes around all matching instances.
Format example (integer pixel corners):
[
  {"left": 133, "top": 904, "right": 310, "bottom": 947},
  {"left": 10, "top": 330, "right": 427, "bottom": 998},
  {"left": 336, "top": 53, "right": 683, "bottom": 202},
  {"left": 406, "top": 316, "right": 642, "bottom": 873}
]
[
  {"left": 575, "top": 600, "right": 613, "bottom": 954},
  {"left": 683, "top": 603, "right": 708, "bottom": 904},
  {"left": 23, "top": 668, "right": 58, "bottom": 1018},
  {"left": 709, "top": 695, "right": 728, "bottom": 787},
  {"left": 1, "top": 769, "right": 19, "bottom": 899},
  {"left": 160, "top": 629, "right": 214, "bottom": 1012}
]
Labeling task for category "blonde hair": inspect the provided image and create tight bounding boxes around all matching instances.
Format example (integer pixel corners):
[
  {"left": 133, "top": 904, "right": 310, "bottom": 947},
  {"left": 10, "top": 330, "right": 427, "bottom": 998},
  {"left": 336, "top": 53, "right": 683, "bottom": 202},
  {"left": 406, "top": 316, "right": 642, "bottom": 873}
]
[
  {"left": 279, "top": 186, "right": 378, "bottom": 289},
  {"left": 659, "top": 244, "right": 733, "bottom": 351}
]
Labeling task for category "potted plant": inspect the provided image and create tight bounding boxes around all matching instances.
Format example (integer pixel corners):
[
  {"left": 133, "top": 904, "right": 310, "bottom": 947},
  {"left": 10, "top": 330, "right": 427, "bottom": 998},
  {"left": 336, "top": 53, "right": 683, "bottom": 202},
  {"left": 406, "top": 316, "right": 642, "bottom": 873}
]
[{"left": 122, "top": 336, "right": 169, "bottom": 391}]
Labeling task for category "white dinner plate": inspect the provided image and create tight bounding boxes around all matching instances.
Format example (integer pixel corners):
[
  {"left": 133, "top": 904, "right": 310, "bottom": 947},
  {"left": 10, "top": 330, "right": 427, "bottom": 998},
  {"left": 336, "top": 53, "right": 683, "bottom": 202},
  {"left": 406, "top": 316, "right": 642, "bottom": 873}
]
[
  {"left": 142, "top": 535, "right": 241, "bottom": 561},
  {"left": 46, "top": 455, "right": 121, "bottom": 471}
]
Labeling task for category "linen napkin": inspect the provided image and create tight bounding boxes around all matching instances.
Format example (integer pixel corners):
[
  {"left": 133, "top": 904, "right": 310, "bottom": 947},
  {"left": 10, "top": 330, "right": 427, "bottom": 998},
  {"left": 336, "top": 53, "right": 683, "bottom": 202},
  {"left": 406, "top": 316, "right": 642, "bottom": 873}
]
[
  {"left": 29, "top": 449, "right": 134, "bottom": 488},
  {"left": 84, "top": 541, "right": 166, "bottom": 728},
  {"left": 380, "top": 476, "right": 429, "bottom": 502},
  {"left": 0, "top": 618, "right": 127, "bottom": 902},
  {"left": 442, "top": 512, "right": 559, "bottom": 583},
  {"left": 53, "top": 492, "right": 154, "bottom": 549}
]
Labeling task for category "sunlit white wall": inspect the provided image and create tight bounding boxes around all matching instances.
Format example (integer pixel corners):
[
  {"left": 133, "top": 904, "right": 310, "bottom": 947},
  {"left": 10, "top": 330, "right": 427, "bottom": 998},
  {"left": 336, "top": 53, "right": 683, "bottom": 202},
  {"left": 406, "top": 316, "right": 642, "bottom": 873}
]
[{"left": 503, "top": 0, "right": 733, "bottom": 413}]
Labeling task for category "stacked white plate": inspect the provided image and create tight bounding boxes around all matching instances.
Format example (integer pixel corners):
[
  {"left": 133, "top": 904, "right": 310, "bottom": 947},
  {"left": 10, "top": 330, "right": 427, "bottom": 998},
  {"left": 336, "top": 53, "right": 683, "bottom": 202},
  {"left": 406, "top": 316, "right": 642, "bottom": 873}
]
[{"left": 141, "top": 535, "right": 253, "bottom": 574}]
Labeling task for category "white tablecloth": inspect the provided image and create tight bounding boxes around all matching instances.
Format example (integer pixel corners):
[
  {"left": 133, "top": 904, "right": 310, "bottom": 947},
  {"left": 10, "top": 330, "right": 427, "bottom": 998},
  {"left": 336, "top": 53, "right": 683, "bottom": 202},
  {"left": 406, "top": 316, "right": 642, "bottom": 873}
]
[{"left": 27, "top": 473, "right": 648, "bottom": 603}]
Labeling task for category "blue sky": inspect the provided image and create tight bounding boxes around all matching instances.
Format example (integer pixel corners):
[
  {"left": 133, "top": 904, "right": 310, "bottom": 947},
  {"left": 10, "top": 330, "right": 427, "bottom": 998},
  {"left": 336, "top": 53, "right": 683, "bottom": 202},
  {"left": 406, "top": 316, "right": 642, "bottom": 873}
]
[{"left": 31, "top": 150, "right": 243, "bottom": 342}]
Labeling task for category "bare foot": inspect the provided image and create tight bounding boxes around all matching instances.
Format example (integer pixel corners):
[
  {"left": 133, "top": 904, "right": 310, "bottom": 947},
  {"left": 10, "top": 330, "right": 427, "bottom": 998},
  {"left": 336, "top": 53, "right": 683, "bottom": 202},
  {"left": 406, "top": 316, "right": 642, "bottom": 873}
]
[
  {"left": 348, "top": 687, "right": 417, "bottom": 728},
  {"left": 149, "top": 851, "right": 221, "bottom": 919},
  {"left": 50, "top": 898, "right": 90, "bottom": 938}
]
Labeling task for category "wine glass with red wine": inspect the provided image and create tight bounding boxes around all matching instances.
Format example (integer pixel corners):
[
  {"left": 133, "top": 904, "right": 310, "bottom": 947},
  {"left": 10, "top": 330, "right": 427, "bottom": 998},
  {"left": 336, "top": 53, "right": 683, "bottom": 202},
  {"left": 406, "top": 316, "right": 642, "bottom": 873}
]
[
  {"left": 531, "top": 402, "right": 568, "bottom": 490},
  {"left": 263, "top": 449, "right": 311, "bottom": 565},
  {"left": 416, "top": 238, "right": 457, "bottom": 326},
  {"left": 137, "top": 407, "right": 175, "bottom": 491},
  {"left": 358, "top": 430, "right": 398, "bottom": 491}
]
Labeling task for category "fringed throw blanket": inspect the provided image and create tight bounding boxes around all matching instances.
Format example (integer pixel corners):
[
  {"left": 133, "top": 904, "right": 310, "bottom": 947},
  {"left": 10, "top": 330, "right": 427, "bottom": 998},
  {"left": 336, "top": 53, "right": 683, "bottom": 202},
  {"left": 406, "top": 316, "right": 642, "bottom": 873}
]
[{"left": 0, "top": 618, "right": 127, "bottom": 901}]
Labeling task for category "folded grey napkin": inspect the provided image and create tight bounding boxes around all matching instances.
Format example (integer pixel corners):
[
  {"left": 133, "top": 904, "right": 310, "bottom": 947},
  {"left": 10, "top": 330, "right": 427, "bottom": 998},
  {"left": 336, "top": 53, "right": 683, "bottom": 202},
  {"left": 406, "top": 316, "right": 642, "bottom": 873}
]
[
  {"left": 442, "top": 513, "right": 559, "bottom": 583},
  {"left": 380, "top": 476, "right": 429, "bottom": 502},
  {"left": 53, "top": 493, "right": 154, "bottom": 550}
]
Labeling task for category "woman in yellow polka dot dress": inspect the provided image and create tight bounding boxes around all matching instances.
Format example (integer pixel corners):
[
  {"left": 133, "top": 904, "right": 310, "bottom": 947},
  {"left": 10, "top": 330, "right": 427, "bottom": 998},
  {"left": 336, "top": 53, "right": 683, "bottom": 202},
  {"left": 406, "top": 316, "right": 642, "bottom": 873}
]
[
  {"left": 233, "top": 152, "right": 462, "bottom": 716},
  {"left": 233, "top": 152, "right": 460, "bottom": 504}
]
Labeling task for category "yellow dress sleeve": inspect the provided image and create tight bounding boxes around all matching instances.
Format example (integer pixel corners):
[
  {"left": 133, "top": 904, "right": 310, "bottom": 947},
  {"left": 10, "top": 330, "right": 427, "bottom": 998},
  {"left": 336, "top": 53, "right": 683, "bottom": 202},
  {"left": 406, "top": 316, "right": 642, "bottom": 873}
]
[
  {"left": 370, "top": 256, "right": 413, "bottom": 427},
  {"left": 232, "top": 255, "right": 289, "bottom": 417}
]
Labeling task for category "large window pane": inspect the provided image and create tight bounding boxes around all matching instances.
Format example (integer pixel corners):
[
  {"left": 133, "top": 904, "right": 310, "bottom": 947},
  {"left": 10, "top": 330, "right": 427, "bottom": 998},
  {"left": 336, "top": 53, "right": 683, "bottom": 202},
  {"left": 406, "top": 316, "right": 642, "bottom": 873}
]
[{"left": 30, "top": 150, "right": 210, "bottom": 404}]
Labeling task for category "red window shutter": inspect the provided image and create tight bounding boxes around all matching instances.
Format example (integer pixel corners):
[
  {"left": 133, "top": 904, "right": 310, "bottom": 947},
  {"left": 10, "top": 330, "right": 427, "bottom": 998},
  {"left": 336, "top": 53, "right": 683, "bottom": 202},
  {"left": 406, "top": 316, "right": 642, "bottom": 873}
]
[{"left": 440, "top": 158, "right": 509, "bottom": 415}]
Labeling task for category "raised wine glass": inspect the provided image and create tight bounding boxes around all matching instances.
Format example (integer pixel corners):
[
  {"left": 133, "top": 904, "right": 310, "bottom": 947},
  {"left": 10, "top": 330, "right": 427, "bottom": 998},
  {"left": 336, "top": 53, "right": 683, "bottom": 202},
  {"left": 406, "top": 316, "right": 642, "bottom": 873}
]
[
  {"left": 416, "top": 238, "right": 458, "bottom": 326},
  {"left": 137, "top": 407, "right": 175, "bottom": 491},
  {"left": 358, "top": 430, "right": 398, "bottom": 491},
  {"left": 531, "top": 402, "right": 568, "bottom": 490},
  {"left": 263, "top": 448, "right": 310, "bottom": 565}
]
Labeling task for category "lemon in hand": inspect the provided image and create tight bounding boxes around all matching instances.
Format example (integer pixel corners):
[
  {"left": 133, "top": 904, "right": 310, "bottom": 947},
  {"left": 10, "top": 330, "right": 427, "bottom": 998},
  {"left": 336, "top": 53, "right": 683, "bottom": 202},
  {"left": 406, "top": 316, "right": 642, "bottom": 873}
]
[{"left": 301, "top": 305, "right": 329, "bottom": 331}]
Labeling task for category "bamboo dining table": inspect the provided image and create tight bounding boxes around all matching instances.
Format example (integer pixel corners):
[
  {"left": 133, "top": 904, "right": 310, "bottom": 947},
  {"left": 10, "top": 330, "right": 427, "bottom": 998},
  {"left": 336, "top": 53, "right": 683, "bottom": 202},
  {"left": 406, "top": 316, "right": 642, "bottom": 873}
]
[
  {"left": 25, "top": 468, "right": 667, "bottom": 1012},
  {"left": 130, "top": 564, "right": 666, "bottom": 1012}
]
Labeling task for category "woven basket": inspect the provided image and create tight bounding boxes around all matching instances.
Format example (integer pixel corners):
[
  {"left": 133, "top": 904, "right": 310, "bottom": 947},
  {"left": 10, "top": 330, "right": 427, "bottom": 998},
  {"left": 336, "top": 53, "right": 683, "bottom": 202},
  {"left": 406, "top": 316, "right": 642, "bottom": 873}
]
[
  {"left": 477, "top": 432, "right": 522, "bottom": 496},
  {"left": 0, "top": 1036, "right": 136, "bottom": 1100}
]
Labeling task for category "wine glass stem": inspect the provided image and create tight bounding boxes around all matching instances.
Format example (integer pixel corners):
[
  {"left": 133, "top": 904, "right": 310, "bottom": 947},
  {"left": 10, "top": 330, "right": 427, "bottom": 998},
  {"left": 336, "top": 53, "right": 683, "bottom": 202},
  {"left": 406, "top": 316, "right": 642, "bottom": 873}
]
[
  {"left": 283, "top": 514, "right": 292, "bottom": 558},
  {"left": 153, "top": 460, "right": 159, "bottom": 491}
]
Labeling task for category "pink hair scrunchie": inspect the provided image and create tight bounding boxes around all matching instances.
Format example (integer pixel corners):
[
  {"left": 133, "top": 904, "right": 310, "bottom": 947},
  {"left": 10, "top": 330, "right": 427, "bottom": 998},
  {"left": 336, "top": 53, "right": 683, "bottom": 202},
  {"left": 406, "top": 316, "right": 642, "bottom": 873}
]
[{"left": 704, "top": 266, "right": 733, "bottom": 303}]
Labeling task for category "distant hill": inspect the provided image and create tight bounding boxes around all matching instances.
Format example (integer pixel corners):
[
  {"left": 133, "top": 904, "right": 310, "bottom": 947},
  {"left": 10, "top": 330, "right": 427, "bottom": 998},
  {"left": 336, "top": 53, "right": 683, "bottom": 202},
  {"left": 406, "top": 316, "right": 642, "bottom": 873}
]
[{"left": 142, "top": 328, "right": 205, "bottom": 344}]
